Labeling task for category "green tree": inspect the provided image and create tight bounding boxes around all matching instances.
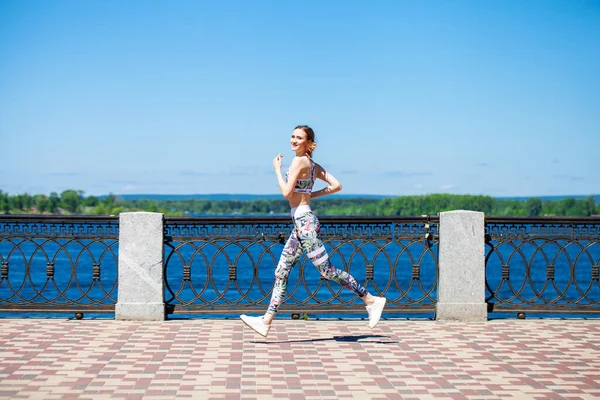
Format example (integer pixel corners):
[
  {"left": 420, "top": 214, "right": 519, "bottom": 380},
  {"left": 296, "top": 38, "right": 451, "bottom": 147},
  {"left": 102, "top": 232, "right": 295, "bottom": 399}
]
[
  {"left": 11, "top": 194, "right": 24, "bottom": 211},
  {"left": 0, "top": 191, "right": 9, "bottom": 214},
  {"left": 35, "top": 194, "right": 50, "bottom": 214},
  {"left": 584, "top": 196, "right": 596, "bottom": 216},
  {"left": 93, "top": 203, "right": 109, "bottom": 215},
  {"left": 84, "top": 195, "right": 99, "bottom": 207},
  {"left": 103, "top": 194, "right": 117, "bottom": 207},
  {"left": 60, "top": 190, "right": 82, "bottom": 213},
  {"left": 555, "top": 198, "right": 574, "bottom": 216},
  {"left": 22, "top": 194, "right": 34, "bottom": 211},
  {"left": 525, "top": 198, "right": 542, "bottom": 216},
  {"left": 49, "top": 192, "right": 60, "bottom": 213}
]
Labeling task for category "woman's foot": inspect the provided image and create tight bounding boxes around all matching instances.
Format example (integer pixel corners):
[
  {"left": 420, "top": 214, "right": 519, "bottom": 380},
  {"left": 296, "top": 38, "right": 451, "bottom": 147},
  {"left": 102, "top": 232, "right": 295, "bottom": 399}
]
[
  {"left": 240, "top": 315, "right": 271, "bottom": 337},
  {"left": 365, "top": 296, "right": 386, "bottom": 328}
]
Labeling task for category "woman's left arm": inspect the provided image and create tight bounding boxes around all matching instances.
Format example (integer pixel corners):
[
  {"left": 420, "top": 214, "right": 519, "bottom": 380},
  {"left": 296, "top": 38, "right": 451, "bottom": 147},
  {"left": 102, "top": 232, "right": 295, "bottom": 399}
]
[{"left": 311, "top": 163, "right": 342, "bottom": 199}]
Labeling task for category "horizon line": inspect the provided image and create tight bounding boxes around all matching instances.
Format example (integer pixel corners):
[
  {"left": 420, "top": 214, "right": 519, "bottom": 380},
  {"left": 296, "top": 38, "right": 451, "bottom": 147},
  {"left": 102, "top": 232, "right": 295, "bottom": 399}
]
[{"left": 108, "top": 193, "right": 600, "bottom": 198}]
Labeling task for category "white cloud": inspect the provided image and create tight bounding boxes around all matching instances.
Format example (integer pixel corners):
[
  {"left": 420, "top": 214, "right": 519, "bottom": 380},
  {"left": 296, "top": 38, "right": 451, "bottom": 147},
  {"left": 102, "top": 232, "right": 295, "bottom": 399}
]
[
  {"left": 383, "top": 171, "right": 433, "bottom": 178},
  {"left": 121, "top": 185, "right": 138, "bottom": 192}
]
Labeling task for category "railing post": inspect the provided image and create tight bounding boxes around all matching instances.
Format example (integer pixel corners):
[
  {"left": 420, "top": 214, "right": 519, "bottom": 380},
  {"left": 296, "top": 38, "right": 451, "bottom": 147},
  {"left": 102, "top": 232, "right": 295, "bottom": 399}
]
[
  {"left": 436, "top": 210, "right": 487, "bottom": 321},
  {"left": 116, "top": 212, "right": 165, "bottom": 320}
]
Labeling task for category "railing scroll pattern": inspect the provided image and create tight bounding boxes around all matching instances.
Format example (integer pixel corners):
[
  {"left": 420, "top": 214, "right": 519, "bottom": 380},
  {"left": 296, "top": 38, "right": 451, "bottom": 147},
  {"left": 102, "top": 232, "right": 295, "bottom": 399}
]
[
  {"left": 0, "top": 215, "right": 119, "bottom": 313},
  {"left": 485, "top": 217, "right": 600, "bottom": 314},
  {"left": 164, "top": 215, "right": 439, "bottom": 315}
]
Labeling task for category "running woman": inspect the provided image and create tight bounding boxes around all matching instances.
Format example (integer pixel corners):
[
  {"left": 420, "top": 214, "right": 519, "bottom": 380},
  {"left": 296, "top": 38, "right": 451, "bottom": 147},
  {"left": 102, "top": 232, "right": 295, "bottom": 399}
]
[{"left": 240, "top": 125, "right": 386, "bottom": 337}]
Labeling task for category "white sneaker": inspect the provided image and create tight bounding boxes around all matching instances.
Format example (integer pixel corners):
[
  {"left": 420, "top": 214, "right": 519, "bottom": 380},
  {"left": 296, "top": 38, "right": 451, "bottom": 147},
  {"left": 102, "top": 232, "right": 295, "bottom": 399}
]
[
  {"left": 240, "top": 315, "right": 271, "bottom": 337},
  {"left": 366, "top": 296, "right": 386, "bottom": 328}
]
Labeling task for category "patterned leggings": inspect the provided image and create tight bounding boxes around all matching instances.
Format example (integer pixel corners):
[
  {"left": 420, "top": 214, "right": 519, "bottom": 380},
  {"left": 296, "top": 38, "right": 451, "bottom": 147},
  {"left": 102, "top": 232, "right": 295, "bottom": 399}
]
[{"left": 267, "top": 211, "right": 368, "bottom": 315}]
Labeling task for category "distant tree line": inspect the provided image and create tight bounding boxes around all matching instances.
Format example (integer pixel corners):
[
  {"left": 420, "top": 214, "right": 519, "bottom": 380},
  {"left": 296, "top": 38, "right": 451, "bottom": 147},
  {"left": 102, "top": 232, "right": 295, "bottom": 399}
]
[
  {"left": 0, "top": 190, "right": 598, "bottom": 217},
  {"left": 0, "top": 190, "right": 126, "bottom": 216}
]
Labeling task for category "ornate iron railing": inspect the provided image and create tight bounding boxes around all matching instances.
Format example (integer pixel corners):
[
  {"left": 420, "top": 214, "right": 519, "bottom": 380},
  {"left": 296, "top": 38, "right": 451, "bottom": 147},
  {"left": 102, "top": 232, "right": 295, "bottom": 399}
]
[
  {"left": 164, "top": 215, "right": 439, "bottom": 315},
  {"left": 485, "top": 217, "right": 600, "bottom": 314},
  {"left": 0, "top": 215, "right": 119, "bottom": 314},
  {"left": 5, "top": 213, "right": 596, "bottom": 318}
]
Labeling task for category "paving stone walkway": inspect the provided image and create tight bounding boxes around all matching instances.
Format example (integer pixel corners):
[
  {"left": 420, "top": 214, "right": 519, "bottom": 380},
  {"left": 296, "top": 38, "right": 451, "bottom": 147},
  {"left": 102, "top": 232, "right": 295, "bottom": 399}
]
[{"left": 0, "top": 319, "right": 599, "bottom": 399}]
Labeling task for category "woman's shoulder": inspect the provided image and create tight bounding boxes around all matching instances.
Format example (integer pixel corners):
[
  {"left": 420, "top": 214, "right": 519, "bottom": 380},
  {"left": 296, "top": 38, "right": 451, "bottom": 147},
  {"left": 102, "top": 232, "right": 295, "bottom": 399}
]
[{"left": 291, "top": 155, "right": 312, "bottom": 166}]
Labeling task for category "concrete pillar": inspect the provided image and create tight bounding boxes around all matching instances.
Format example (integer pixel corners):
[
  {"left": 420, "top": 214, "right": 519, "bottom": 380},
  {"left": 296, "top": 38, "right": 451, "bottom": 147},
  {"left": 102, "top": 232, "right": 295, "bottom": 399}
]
[
  {"left": 436, "top": 210, "right": 487, "bottom": 321},
  {"left": 116, "top": 212, "right": 165, "bottom": 320}
]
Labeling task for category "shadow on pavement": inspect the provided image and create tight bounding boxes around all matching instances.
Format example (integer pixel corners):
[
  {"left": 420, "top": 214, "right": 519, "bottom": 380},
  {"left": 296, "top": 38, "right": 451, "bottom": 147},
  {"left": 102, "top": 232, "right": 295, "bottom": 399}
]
[{"left": 252, "top": 334, "right": 399, "bottom": 344}]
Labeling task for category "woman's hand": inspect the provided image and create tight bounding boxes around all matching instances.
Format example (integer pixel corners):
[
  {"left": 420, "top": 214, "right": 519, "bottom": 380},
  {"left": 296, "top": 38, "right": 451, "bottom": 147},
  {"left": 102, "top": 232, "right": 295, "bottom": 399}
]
[{"left": 272, "top": 153, "right": 283, "bottom": 170}]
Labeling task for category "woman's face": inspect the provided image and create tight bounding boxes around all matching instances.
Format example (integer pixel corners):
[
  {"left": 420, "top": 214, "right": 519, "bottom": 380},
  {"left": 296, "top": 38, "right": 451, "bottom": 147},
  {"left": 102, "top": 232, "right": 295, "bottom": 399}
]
[{"left": 290, "top": 128, "right": 309, "bottom": 153}]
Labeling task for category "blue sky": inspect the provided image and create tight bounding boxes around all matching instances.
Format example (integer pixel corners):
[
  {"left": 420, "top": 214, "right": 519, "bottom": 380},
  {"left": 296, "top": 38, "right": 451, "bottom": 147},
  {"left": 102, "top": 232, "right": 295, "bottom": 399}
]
[{"left": 1, "top": 0, "right": 598, "bottom": 197}]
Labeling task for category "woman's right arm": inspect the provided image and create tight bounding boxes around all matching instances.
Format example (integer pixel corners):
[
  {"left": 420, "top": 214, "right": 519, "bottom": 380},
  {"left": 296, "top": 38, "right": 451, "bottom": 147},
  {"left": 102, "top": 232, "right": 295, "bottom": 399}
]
[
  {"left": 311, "top": 163, "right": 342, "bottom": 199},
  {"left": 274, "top": 155, "right": 303, "bottom": 200}
]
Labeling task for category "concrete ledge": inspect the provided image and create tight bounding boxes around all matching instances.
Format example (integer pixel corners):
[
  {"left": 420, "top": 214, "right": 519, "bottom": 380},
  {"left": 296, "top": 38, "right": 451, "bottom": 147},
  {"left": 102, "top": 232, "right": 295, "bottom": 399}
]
[
  {"left": 436, "top": 303, "right": 488, "bottom": 321},
  {"left": 115, "top": 303, "right": 165, "bottom": 321}
]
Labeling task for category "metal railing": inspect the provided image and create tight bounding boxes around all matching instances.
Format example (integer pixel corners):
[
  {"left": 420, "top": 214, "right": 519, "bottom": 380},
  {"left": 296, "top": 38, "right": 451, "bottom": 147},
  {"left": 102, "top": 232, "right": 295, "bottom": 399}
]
[
  {"left": 485, "top": 216, "right": 600, "bottom": 314},
  {"left": 3, "top": 214, "right": 598, "bottom": 318},
  {"left": 163, "top": 215, "right": 439, "bottom": 315},
  {"left": 0, "top": 215, "right": 119, "bottom": 314}
]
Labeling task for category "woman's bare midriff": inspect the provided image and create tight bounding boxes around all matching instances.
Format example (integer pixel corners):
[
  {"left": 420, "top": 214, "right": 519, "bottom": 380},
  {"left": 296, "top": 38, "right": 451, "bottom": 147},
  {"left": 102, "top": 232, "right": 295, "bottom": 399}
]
[{"left": 288, "top": 192, "right": 311, "bottom": 209}]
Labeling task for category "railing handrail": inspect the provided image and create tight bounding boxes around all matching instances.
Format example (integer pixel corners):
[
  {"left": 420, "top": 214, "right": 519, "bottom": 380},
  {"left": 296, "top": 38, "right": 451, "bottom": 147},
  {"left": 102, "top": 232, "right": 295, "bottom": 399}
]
[
  {"left": 5, "top": 214, "right": 599, "bottom": 225},
  {"left": 165, "top": 215, "right": 439, "bottom": 224},
  {"left": 485, "top": 216, "right": 600, "bottom": 224}
]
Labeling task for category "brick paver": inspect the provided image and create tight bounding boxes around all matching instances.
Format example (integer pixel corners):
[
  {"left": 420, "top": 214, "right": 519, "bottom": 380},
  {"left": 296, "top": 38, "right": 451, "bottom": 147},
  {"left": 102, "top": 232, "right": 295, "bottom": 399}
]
[{"left": 0, "top": 319, "right": 599, "bottom": 399}]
